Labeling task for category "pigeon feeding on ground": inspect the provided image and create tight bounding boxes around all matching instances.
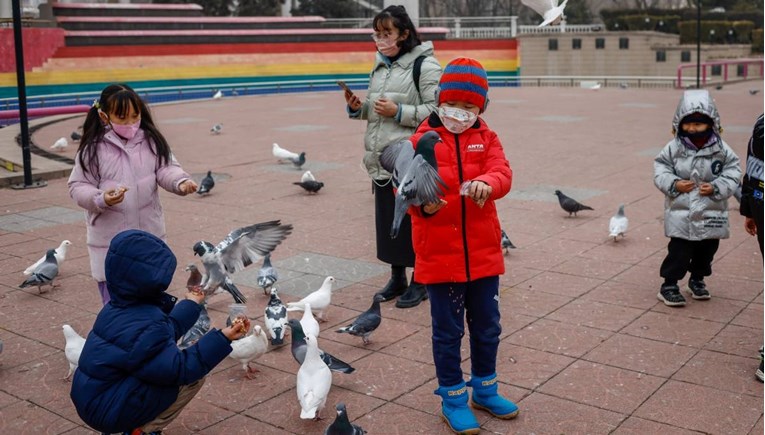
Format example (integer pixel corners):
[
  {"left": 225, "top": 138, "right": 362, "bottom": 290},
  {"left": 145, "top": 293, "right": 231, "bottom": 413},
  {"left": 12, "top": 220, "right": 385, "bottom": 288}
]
[
  {"left": 62, "top": 324, "right": 85, "bottom": 381},
  {"left": 335, "top": 294, "right": 384, "bottom": 345},
  {"left": 300, "top": 303, "right": 321, "bottom": 339},
  {"left": 193, "top": 221, "right": 293, "bottom": 304},
  {"left": 257, "top": 253, "right": 278, "bottom": 296},
  {"left": 325, "top": 403, "right": 366, "bottom": 435},
  {"left": 212, "top": 89, "right": 223, "bottom": 99},
  {"left": 750, "top": 89, "right": 760, "bottom": 96},
  {"left": 229, "top": 324, "right": 269, "bottom": 379},
  {"left": 286, "top": 276, "right": 335, "bottom": 321},
  {"left": 297, "top": 334, "right": 332, "bottom": 420},
  {"left": 70, "top": 130, "right": 82, "bottom": 141},
  {"left": 500, "top": 229, "right": 516, "bottom": 254},
  {"left": 294, "top": 180, "right": 324, "bottom": 194},
  {"left": 51, "top": 137, "right": 68, "bottom": 151},
  {"left": 24, "top": 240, "right": 71, "bottom": 276},
  {"left": 264, "top": 287, "right": 288, "bottom": 346},
  {"left": 210, "top": 123, "right": 223, "bottom": 135},
  {"left": 521, "top": 0, "right": 568, "bottom": 26},
  {"left": 272, "top": 143, "right": 306, "bottom": 168},
  {"left": 301, "top": 170, "right": 316, "bottom": 183},
  {"left": 608, "top": 204, "right": 629, "bottom": 242},
  {"left": 288, "top": 319, "right": 355, "bottom": 374},
  {"left": 20, "top": 249, "right": 58, "bottom": 293},
  {"left": 196, "top": 171, "right": 215, "bottom": 196},
  {"left": 178, "top": 302, "right": 211, "bottom": 350},
  {"left": 185, "top": 263, "right": 245, "bottom": 304},
  {"left": 379, "top": 131, "right": 447, "bottom": 238},
  {"left": 554, "top": 190, "right": 594, "bottom": 217}
]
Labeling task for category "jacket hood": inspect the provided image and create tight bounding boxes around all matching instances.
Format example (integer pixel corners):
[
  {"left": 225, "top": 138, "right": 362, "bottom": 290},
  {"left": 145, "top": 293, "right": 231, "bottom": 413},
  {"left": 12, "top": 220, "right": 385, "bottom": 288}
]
[
  {"left": 105, "top": 229, "right": 176, "bottom": 306},
  {"left": 375, "top": 41, "right": 435, "bottom": 69},
  {"left": 672, "top": 90, "right": 722, "bottom": 136}
]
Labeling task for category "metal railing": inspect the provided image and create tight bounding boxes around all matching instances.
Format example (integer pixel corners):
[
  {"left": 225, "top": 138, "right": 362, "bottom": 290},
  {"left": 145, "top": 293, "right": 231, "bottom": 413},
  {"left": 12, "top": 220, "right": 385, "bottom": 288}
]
[{"left": 677, "top": 58, "right": 764, "bottom": 89}]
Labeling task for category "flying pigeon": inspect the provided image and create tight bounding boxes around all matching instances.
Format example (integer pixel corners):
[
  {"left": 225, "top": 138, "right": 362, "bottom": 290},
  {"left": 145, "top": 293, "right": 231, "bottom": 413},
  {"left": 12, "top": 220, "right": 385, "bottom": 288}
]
[
  {"left": 301, "top": 170, "right": 316, "bottom": 183},
  {"left": 272, "top": 143, "right": 306, "bottom": 168},
  {"left": 521, "top": 0, "right": 568, "bottom": 27},
  {"left": 210, "top": 123, "right": 223, "bottom": 135},
  {"left": 288, "top": 319, "right": 355, "bottom": 374},
  {"left": 51, "top": 137, "right": 68, "bottom": 151},
  {"left": 257, "top": 253, "right": 278, "bottom": 296},
  {"left": 264, "top": 287, "right": 288, "bottom": 346},
  {"left": 196, "top": 170, "right": 215, "bottom": 196},
  {"left": 178, "top": 302, "right": 211, "bottom": 350},
  {"left": 24, "top": 240, "right": 71, "bottom": 276},
  {"left": 379, "top": 131, "right": 447, "bottom": 238},
  {"left": 608, "top": 204, "right": 629, "bottom": 241},
  {"left": 500, "top": 229, "right": 516, "bottom": 254},
  {"left": 324, "top": 403, "right": 366, "bottom": 435},
  {"left": 228, "top": 324, "right": 269, "bottom": 379},
  {"left": 70, "top": 130, "right": 82, "bottom": 141},
  {"left": 62, "top": 324, "right": 85, "bottom": 381},
  {"left": 212, "top": 89, "right": 223, "bottom": 99},
  {"left": 335, "top": 294, "right": 384, "bottom": 345},
  {"left": 300, "top": 302, "right": 321, "bottom": 339},
  {"left": 294, "top": 180, "right": 324, "bottom": 194},
  {"left": 185, "top": 263, "right": 245, "bottom": 304},
  {"left": 554, "top": 190, "right": 594, "bottom": 217},
  {"left": 297, "top": 333, "right": 332, "bottom": 420},
  {"left": 19, "top": 249, "right": 59, "bottom": 293},
  {"left": 286, "top": 276, "right": 335, "bottom": 321},
  {"left": 192, "top": 220, "right": 293, "bottom": 303}
]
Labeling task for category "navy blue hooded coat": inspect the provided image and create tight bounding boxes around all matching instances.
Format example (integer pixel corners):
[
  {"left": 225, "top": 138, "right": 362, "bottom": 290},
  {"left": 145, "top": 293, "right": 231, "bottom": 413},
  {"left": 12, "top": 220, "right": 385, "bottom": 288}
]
[{"left": 70, "top": 230, "right": 233, "bottom": 433}]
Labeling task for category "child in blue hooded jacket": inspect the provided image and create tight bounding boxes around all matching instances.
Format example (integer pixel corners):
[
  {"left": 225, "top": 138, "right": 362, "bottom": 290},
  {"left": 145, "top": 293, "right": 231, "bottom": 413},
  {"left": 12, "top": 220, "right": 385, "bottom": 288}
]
[{"left": 70, "top": 229, "right": 248, "bottom": 435}]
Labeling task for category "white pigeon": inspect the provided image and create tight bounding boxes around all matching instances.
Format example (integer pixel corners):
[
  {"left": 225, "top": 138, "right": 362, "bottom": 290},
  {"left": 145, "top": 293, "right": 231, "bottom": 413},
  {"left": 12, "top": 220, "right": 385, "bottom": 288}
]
[
  {"left": 301, "top": 170, "right": 316, "bottom": 183},
  {"left": 212, "top": 89, "right": 223, "bottom": 99},
  {"left": 272, "top": 142, "right": 300, "bottom": 162},
  {"left": 589, "top": 82, "right": 602, "bottom": 90},
  {"left": 24, "top": 240, "right": 71, "bottom": 276},
  {"left": 608, "top": 204, "right": 629, "bottom": 241},
  {"left": 300, "top": 303, "right": 321, "bottom": 339},
  {"left": 229, "top": 324, "right": 269, "bottom": 380},
  {"left": 296, "top": 334, "right": 332, "bottom": 420},
  {"left": 50, "top": 137, "right": 68, "bottom": 151},
  {"left": 521, "top": 0, "right": 568, "bottom": 27},
  {"left": 62, "top": 324, "right": 86, "bottom": 381},
  {"left": 210, "top": 123, "right": 223, "bottom": 135},
  {"left": 286, "top": 276, "right": 335, "bottom": 321}
]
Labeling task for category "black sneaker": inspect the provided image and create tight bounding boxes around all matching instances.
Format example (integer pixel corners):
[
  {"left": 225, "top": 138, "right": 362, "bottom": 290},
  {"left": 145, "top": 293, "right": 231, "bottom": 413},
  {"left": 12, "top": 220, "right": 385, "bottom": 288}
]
[
  {"left": 757, "top": 347, "right": 764, "bottom": 383},
  {"left": 657, "top": 284, "right": 686, "bottom": 307},
  {"left": 686, "top": 279, "right": 711, "bottom": 300},
  {"left": 376, "top": 275, "right": 408, "bottom": 302},
  {"left": 395, "top": 282, "right": 428, "bottom": 308}
]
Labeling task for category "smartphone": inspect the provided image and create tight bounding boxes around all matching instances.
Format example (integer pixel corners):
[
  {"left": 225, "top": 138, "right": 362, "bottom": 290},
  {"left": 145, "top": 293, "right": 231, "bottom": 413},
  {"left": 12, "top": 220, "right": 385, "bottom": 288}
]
[{"left": 337, "top": 80, "right": 354, "bottom": 96}]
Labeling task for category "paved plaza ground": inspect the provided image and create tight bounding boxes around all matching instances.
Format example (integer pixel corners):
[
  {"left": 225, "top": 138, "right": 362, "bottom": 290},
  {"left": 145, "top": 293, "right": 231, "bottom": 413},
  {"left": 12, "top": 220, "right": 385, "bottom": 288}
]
[{"left": 0, "top": 82, "right": 762, "bottom": 434}]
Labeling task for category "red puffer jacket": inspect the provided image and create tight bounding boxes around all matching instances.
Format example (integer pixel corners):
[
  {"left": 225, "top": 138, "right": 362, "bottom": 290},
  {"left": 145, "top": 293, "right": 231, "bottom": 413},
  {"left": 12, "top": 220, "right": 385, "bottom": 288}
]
[{"left": 409, "top": 112, "right": 512, "bottom": 284}]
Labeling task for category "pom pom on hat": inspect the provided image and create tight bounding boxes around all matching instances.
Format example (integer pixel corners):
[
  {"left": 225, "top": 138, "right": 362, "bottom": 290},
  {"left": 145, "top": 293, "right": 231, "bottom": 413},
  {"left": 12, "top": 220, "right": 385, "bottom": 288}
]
[{"left": 438, "top": 57, "right": 489, "bottom": 112}]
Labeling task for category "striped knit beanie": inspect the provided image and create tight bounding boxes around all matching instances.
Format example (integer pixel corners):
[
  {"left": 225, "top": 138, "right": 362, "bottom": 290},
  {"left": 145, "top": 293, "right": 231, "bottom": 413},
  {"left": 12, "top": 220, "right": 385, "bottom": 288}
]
[{"left": 438, "top": 57, "right": 489, "bottom": 112}]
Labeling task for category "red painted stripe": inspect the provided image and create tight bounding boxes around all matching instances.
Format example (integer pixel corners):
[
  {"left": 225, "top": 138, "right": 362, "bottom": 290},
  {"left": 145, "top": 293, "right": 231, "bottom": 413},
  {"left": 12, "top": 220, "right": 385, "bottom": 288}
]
[{"left": 64, "top": 27, "right": 449, "bottom": 37}]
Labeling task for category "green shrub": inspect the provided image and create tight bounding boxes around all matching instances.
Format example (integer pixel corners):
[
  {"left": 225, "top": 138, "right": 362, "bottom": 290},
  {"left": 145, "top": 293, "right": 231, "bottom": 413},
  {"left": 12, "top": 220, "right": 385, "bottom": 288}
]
[{"left": 753, "top": 29, "right": 763, "bottom": 53}]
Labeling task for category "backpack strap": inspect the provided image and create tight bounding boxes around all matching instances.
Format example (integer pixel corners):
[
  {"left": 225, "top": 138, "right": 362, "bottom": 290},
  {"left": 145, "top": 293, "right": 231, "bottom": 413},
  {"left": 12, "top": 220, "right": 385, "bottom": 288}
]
[{"left": 413, "top": 55, "right": 426, "bottom": 95}]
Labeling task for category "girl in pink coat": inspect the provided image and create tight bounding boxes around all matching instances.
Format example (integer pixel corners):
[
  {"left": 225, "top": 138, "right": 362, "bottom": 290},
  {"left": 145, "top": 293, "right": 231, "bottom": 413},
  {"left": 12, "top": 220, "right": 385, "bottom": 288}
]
[{"left": 68, "top": 84, "right": 198, "bottom": 305}]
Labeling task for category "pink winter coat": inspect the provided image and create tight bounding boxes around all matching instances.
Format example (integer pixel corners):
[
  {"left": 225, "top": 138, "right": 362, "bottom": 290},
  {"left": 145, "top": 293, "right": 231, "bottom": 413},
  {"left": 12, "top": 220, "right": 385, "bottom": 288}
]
[{"left": 68, "top": 129, "right": 190, "bottom": 281}]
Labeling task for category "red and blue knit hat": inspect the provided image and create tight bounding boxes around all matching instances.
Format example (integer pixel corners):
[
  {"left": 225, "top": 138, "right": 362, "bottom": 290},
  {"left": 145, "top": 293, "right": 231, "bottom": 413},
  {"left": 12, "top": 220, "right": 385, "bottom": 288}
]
[{"left": 437, "top": 57, "right": 489, "bottom": 112}]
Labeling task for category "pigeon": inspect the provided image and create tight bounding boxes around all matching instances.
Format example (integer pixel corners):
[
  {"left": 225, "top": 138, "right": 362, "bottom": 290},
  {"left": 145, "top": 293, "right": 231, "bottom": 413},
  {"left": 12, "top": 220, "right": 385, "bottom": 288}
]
[
  {"left": 589, "top": 83, "right": 601, "bottom": 90},
  {"left": 192, "top": 220, "right": 294, "bottom": 304},
  {"left": 178, "top": 302, "right": 211, "bottom": 350},
  {"left": 300, "top": 302, "right": 321, "bottom": 339},
  {"left": 257, "top": 253, "right": 278, "bottom": 295},
  {"left": 297, "top": 333, "right": 332, "bottom": 420},
  {"left": 715, "top": 84, "right": 723, "bottom": 91},
  {"left": 750, "top": 89, "right": 760, "bottom": 95},
  {"left": 210, "top": 123, "right": 223, "bottom": 135},
  {"left": 196, "top": 170, "right": 215, "bottom": 196},
  {"left": 212, "top": 89, "right": 223, "bottom": 99},
  {"left": 335, "top": 294, "right": 384, "bottom": 345},
  {"left": 228, "top": 324, "right": 269, "bottom": 379},
  {"left": 232, "top": 89, "right": 239, "bottom": 96},
  {"left": 19, "top": 249, "right": 59, "bottom": 293},
  {"left": 70, "top": 130, "right": 82, "bottom": 141},
  {"left": 325, "top": 403, "right": 366, "bottom": 435},
  {"left": 62, "top": 324, "right": 85, "bottom": 381},
  {"left": 51, "top": 137, "right": 68, "bottom": 151},
  {"left": 286, "top": 276, "right": 335, "bottom": 321},
  {"left": 185, "top": 263, "right": 244, "bottom": 304},
  {"left": 521, "top": 0, "right": 568, "bottom": 27},
  {"left": 379, "top": 131, "right": 447, "bottom": 238},
  {"left": 272, "top": 143, "right": 306, "bottom": 168},
  {"left": 619, "top": 83, "right": 629, "bottom": 89},
  {"left": 554, "top": 190, "right": 594, "bottom": 217},
  {"left": 500, "top": 229, "right": 516, "bottom": 254},
  {"left": 608, "top": 204, "right": 629, "bottom": 241},
  {"left": 288, "top": 319, "right": 355, "bottom": 374},
  {"left": 294, "top": 180, "right": 324, "bottom": 194},
  {"left": 24, "top": 240, "right": 71, "bottom": 276},
  {"left": 264, "top": 287, "right": 288, "bottom": 346},
  {"left": 301, "top": 170, "right": 316, "bottom": 183}
]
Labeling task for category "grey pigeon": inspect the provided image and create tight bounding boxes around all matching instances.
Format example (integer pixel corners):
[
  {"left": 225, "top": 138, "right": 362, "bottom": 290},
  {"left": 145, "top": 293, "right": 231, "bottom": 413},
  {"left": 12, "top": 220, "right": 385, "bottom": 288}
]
[
  {"left": 294, "top": 180, "right": 324, "bottom": 194},
  {"left": 290, "top": 152, "right": 306, "bottom": 169},
  {"left": 750, "top": 89, "right": 760, "bottom": 96},
  {"left": 288, "top": 319, "right": 355, "bottom": 374},
  {"left": 19, "top": 249, "right": 58, "bottom": 293},
  {"left": 335, "top": 294, "right": 384, "bottom": 345},
  {"left": 196, "top": 170, "right": 215, "bottom": 196},
  {"left": 185, "top": 263, "right": 245, "bottom": 304},
  {"left": 24, "top": 240, "right": 71, "bottom": 276},
  {"left": 608, "top": 204, "right": 629, "bottom": 241},
  {"left": 210, "top": 123, "right": 223, "bottom": 135},
  {"left": 178, "top": 302, "right": 211, "bottom": 350},
  {"left": 257, "top": 253, "right": 278, "bottom": 295},
  {"left": 379, "top": 131, "right": 447, "bottom": 238},
  {"left": 500, "top": 229, "right": 516, "bottom": 254},
  {"left": 70, "top": 130, "right": 82, "bottom": 141},
  {"left": 264, "top": 287, "right": 288, "bottom": 346},
  {"left": 192, "top": 220, "right": 294, "bottom": 303},
  {"left": 325, "top": 403, "right": 366, "bottom": 435},
  {"left": 554, "top": 190, "right": 594, "bottom": 217}
]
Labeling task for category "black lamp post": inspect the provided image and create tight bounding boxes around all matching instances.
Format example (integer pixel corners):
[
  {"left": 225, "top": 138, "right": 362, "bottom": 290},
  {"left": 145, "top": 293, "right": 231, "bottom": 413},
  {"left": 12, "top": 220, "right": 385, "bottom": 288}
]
[{"left": 696, "top": 0, "right": 701, "bottom": 88}]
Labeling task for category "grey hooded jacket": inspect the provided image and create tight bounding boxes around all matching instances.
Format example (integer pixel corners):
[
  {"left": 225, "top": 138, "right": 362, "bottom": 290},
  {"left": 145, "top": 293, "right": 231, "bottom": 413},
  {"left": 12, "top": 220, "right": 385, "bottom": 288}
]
[
  {"left": 351, "top": 41, "right": 442, "bottom": 181},
  {"left": 653, "top": 90, "right": 742, "bottom": 240}
]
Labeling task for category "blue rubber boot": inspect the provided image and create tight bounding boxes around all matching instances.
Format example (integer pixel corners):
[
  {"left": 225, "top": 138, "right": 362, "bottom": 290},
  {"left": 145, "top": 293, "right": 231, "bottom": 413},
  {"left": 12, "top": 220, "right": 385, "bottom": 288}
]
[
  {"left": 434, "top": 381, "right": 481, "bottom": 434},
  {"left": 467, "top": 373, "right": 519, "bottom": 419}
]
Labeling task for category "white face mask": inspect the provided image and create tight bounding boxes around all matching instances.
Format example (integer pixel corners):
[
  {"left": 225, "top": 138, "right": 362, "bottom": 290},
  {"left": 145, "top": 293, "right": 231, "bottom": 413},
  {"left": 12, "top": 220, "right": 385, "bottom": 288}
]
[{"left": 438, "top": 106, "right": 477, "bottom": 134}]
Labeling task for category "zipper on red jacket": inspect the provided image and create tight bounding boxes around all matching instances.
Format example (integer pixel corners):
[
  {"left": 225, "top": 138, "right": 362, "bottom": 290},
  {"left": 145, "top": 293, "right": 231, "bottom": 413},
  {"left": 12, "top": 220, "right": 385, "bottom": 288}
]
[{"left": 453, "top": 132, "right": 471, "bottom": 282}]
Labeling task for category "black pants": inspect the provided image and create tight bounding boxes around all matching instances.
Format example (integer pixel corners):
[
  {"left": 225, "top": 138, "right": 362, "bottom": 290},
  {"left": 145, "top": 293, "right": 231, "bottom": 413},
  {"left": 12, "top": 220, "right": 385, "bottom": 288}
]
[
  {"left": 373, "top": 181, "right": 415, "bottom": 267},
  {"left": 744, "top": 196, "right": 764, "bottom": 257},
  {"left": 660, "top": 237, "right": 720, "bottom": 283}
]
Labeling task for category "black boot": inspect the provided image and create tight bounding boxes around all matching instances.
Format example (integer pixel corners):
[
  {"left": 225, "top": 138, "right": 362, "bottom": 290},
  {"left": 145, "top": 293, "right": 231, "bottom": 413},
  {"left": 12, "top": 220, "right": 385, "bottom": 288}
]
[
  {"left": 376, "top": 266, "right": 408, "bottom": 302},
  {"left": 396, "top": 272, "right": 428, "bottom": 308}
]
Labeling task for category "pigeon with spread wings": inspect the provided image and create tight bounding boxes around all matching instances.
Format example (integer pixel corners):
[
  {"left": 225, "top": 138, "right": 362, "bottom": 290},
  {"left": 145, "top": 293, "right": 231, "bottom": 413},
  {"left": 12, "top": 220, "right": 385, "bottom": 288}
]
[{"left": 521, "top": 0, "right": 568, "bottom": 27}]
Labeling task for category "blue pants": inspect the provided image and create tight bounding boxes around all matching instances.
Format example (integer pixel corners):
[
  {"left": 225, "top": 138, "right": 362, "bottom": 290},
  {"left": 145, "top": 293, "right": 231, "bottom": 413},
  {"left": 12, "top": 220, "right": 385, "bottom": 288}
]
[{"left": 427, "top": 276, "right": 501, "bottom": 387}]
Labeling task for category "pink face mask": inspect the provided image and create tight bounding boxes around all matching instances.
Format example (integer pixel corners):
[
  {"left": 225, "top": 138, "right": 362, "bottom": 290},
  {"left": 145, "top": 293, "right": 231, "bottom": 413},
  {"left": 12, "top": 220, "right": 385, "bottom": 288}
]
[
  {"left": 374, "top": 36, "right": 400, "bottom": 57},
  {"left": 111, "top": 119, "right": 141, "bottom": 140}
]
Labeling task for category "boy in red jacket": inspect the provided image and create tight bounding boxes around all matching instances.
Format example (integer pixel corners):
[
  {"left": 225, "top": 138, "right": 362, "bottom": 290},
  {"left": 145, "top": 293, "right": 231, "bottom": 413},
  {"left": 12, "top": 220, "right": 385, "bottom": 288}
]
[{"left": 409, "top": 58, "right": 516, "bottom": 434}]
